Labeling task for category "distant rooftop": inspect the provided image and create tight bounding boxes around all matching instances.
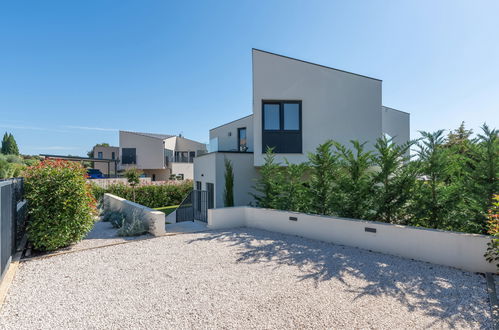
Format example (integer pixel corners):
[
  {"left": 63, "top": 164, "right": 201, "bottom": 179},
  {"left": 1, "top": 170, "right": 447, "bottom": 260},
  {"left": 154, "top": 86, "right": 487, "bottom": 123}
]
[{"left": 120, "top": 130, "right": 176, "bottom": 140}]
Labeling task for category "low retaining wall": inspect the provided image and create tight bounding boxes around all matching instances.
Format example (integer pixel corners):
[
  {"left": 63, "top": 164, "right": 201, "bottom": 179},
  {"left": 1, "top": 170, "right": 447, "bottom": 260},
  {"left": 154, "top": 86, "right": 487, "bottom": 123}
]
[
  {"left": 208, "top": 206, "right": 496, "bottom": 273},
  {"left": 103, "top": 193, "right": 165, "bottom": 236}
]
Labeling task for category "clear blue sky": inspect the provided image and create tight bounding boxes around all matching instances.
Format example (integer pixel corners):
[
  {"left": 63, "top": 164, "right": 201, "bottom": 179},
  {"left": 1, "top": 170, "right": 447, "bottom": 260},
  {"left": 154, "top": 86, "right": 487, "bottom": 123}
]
[{"left": 1, "top": 0, "right": 498, "bottom": 156}]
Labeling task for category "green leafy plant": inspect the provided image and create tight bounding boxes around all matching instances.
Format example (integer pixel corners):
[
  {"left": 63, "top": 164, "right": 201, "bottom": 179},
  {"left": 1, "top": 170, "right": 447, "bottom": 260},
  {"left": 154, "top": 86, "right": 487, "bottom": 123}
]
[
  {"left": 24, "top": 159, "right": 97, "bottom": 251},
  {"left": 332, "top": 140, "right": 374, "bottom": 219},
  {"left": 90, "top": 181, "right": 192, "bottom": 208},
  {"left": 223, "top": 158, "right": 234, "bottom": 207},
  {"left": 371, "top": 136, "right": 416, "bottom": 224},
  {"left": 109, "top": 212, "right": 126, "bottom": 228},
  {"left": 251, "top": 148, "right": 283, "bottom": 209},
  {"left": 125, "top": 167, "right": 142, "bottom": 202},
  {"left": 117, "top": 213, "right": 148, "bottom": 237},
  {"left": 307, "top": 141, "right": 337, "bottom": 215},
  {"left": 485, "top": 195, "right": 499, "bottom": 269}
]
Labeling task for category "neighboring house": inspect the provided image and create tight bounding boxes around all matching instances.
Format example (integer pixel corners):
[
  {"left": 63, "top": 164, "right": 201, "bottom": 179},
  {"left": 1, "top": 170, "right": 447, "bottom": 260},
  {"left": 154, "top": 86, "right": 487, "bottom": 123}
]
[
  {"left": 92, "top": 145, "right": 119, "bottom": 176},
  {"left": 194, "top": 49, "right": 410, "bottom": 209},
  {"left": 119, "top": 131, "right": 207, "bottom": 181}
]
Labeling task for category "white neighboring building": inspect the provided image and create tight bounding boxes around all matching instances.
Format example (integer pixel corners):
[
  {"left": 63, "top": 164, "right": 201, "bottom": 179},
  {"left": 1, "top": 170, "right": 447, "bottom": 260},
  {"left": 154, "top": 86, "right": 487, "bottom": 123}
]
[
  {"left": 119, "top": 131, "right": 206, "bottom": 181},
  {"left": 194, "top": 49, "right": 410, "bottom": 208}
]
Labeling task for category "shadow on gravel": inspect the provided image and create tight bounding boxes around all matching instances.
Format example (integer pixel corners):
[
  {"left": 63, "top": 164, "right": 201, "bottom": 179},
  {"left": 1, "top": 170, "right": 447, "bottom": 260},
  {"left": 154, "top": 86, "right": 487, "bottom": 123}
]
[{"left": 188, "top": 228, "right": 491, "bottom": 328}]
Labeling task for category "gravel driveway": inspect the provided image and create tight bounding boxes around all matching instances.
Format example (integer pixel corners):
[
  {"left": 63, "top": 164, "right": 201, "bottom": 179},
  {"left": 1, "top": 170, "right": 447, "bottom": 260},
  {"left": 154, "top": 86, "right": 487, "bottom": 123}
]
[{"left": 0, "top": 228, "right": 492, "bottom": 329}]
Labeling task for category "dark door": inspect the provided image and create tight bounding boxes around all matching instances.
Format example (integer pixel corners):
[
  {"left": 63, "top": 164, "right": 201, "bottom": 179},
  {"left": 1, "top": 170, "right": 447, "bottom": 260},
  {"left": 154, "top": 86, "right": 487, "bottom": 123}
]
[{"left": 206, "top": 183, "right": 214, "bottom": 209}]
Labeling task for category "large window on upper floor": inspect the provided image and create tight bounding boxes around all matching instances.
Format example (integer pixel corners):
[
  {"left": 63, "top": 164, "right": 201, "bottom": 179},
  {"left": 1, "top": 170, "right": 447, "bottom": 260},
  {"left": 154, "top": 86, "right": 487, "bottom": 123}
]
[
  {"left": 262, "top": 101, "right": 302, "bottom": 153},
  {"left": 122, "top": 148, "right": 136, "bottom": 164}
]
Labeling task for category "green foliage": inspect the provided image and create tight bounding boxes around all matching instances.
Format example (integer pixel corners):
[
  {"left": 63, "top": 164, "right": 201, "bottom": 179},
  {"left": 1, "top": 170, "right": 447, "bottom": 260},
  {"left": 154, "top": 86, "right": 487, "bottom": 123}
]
[
  {"left": 125, "top": 167, "right": 142, "bottom": 202},
  {"left": 278, "top": 160, "right": 308, "bottom": 212},
  {"left": 252, "top": 122, "right": 498, "bottom": 235},
  {"left": 485, "top": 195, "right": 499, "bottom": 269},
  {"left": 24, "top": 159, "right": 97, "bottom": 251},
  {"left": 90, "top": 181, "right": 193, "bottom": 209},
  {"left": 251, "top": 148, "right": 283, "bottom": 209},
  {"left": 371, "top": 136, "right": 416, "bottom": 224},
  {"left": 117, "top": 214, "right": 148, "bottom": 237},
  {"left": 332, "top": 141, "right": 374, "bottom": 220},
  {"left": 223, "top": 158, "right": 234, "bottom": 207},
  {"left": 109, "top": 212, "right": 126, "bottom": 228},
  {"left": 1, "top": 132, "right": 19, "bottom": 155},
  {"left": 307, "top": 141, "right": 337, "bottom": 215}
]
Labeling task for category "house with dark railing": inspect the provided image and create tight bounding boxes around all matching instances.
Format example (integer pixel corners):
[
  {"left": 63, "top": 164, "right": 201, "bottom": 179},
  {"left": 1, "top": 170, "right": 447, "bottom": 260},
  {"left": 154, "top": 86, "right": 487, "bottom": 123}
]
[
  {"left": 193, "top": 49, "right": 410, "bottom": 210},
  {"left": 119, "top": 131, "right": 206, "bottom": 181}
]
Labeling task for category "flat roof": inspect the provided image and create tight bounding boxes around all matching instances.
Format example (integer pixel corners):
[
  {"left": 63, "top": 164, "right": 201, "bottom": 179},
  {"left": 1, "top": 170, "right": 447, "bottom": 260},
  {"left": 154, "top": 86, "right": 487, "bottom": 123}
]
[{"left": 40, "top": 154, "right": 118, "bottom": 162}]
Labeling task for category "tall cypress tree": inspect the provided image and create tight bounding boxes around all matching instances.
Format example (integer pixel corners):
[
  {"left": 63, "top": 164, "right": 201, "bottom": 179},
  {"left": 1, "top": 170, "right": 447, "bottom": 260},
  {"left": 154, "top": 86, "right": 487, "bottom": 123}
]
[
  {"left": 7, "top": 134, "right": 19, "bottom": 155},
  {"left": 1, "top": 132, "right": 10, "bottom": 155}
]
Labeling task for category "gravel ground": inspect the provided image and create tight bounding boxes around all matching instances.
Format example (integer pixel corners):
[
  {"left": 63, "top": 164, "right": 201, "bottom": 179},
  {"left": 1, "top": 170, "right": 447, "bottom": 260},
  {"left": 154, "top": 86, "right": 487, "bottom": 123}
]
[{"left": 0, "top": 228, "right": 492, "bottom": 329}]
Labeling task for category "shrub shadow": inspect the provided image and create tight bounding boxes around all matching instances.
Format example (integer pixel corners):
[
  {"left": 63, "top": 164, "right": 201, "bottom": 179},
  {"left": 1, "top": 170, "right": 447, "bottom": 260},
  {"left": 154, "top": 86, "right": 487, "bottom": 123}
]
[{"left": 188, "top": 228, "right": 491, "bottom": 328}]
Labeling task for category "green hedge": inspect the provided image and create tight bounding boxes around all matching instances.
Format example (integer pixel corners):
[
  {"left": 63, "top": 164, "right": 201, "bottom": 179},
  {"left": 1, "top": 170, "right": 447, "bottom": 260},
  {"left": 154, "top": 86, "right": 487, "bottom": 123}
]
[
  {"left": 24, "top": 159, "right": 96, "bottom": 251},
  {"left": 91, "top": 181, "right": 192, "bottom": 209}
]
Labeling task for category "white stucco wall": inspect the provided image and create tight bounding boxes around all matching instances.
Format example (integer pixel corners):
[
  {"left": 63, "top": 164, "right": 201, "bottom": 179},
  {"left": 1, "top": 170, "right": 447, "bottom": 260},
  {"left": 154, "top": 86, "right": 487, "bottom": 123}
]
[
  {"left": 210, "top": 115, "right": 254, "bottom": 152},
  {"left": 382, "top": 106, "right": 410, "bottom": 146},
  {"left": 170, "top": 163, "right": 194, "bottom": 180},
  {"left": 173, "top": 136, "right": 207, "bottom": 153},
  {"left": 194, "top": 152, "right": 258, "bottom": 208},
  {"left": 119, "top": 131, "right": 165, "bottom": 170},
  {"left": 208, "top": 207, "right": 496, "bottom": 273},
  {"left": 103, "top": 193, "right": 165, "bottom": 236},
  {"left": 252, "top": 49, "right": 383, "bottom": 166}
]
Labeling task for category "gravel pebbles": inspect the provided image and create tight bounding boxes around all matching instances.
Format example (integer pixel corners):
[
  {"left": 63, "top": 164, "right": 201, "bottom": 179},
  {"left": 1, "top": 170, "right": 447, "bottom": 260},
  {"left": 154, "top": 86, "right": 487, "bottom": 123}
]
[{"left": 0, "top": 228, "right": 492, "bottom": 329}]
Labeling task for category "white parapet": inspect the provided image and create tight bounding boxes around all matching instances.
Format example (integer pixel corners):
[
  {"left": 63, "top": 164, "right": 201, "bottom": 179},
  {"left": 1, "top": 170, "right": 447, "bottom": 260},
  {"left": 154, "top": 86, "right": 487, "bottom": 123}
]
[
  {"left": 103, "top": 193, "right": 165, "bottom": 236},
  {"left": 208, "top": 206, "right": 496, "bottom": 273}
]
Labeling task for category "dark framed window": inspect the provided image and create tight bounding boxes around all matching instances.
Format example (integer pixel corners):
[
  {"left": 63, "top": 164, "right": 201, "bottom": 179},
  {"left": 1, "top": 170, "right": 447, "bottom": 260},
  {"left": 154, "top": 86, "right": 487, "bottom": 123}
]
[
  {"left": 238, "top": 127, "right": 247, "bottom": 152},
  {"left": 97, "top": 152, "right": 103, "bottom": 159},
  {"left": 111, "top": 152, "right": 115, "bottom": 160},
  {"left": 122, "top": 148, "right": 136, "bottom": 164},
  {"left": 262, "top": 100, "right": 302, "bottom": 153},
  {"left": 196, "top": 181, "right": 202, "bottom": 190}
]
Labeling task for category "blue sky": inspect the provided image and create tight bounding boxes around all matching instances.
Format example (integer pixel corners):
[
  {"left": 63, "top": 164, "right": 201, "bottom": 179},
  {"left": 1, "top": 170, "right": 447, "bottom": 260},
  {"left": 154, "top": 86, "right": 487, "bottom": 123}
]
[{"left": 1, "top": 0, "right": 498, "bottom": 156}]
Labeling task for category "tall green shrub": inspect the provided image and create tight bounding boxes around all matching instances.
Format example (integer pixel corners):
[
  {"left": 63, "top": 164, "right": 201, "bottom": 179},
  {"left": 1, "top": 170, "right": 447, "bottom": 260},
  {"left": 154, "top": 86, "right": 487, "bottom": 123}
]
[
  {"left": 307, "top": 141, "right": 337, "bottom": 215},
  {"left": 332, "top": 140, "right": 374, "bottom": 219},
  {"left": 371, "top": 136, "right": 416, "bottom": 224},
  {"left": 252, "top": 148, "right": 283, "bottom": 209},
  {"left": 223, "top": 158, "right": 234, "bottom": 207},
  {"left": 24, "top": 159, "right": 96, "bottom": 251},
  {"left": 125, "top": 167, "right": 141, "bottom": 202},
  {"left": 278, "top": 160, "right": 308, "bottom": 212}
]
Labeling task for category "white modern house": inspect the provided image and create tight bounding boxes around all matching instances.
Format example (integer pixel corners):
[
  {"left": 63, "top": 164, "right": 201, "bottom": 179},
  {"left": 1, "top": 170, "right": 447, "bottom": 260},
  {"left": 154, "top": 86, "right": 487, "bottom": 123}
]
[
  {"left": 193, "top": 49, "right": 410, "bottom": 209},
  {"left": 119, "top": 131, "right": 207, "bottom": 181}
]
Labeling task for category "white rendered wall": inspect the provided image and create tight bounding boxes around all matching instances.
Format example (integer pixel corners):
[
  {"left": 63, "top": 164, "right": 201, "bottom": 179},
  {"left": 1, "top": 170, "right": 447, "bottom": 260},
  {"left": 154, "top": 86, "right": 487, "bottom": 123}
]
[
  {"left": 103, "top": 193, "right": 165, "bottom": 236},
  {"left": 119, "top": 131, "right": 165, "bottom": 170},
  {"left": 170, "top": 163, "right": 194, "bottom": 180},
  {"left": 382, "top": 106, "right": 410, "bottom": 146},
  {"left": 194, "top": 152, "right": 258, "bottom": 208},
  {"left": 252, "top": 49, "right": 383, "bottom": 166},
  {"left": 208, "top": 207, "right": 496, "bottom": 273},
  {"left": 210, "top": 115, "right": 254, "bottom": 152}
]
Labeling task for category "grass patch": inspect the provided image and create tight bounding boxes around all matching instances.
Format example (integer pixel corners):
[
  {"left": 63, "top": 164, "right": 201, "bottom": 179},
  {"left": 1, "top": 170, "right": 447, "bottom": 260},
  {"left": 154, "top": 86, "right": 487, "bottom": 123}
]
[{"left": 154, "top": 205, "right": 179, "bottom": 216}]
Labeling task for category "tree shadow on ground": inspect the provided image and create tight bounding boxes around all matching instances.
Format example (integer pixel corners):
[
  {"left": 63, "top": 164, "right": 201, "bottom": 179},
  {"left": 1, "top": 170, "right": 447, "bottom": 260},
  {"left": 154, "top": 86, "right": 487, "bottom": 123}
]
[{"left": 188, "top": 228, "right": 491, "bottom": 328}]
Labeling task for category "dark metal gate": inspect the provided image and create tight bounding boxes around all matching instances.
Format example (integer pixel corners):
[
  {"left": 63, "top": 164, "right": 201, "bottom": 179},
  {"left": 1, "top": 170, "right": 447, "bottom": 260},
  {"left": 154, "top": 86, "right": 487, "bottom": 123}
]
[
  {"left": 1, "top": 178, "right": 27, "bottom": 281},
  {"left": 176, "top": 190, "right": 208, "bottom": 223}
]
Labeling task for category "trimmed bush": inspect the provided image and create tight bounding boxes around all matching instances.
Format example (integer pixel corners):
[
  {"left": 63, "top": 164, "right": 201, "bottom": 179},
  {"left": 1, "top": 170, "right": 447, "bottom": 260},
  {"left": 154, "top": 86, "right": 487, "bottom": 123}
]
[
  {"left": 24, "top": 159, "right": 97, "bottom": 251},
  {"left": 90, "top": 180, "right": 192, "bottom": 209}
]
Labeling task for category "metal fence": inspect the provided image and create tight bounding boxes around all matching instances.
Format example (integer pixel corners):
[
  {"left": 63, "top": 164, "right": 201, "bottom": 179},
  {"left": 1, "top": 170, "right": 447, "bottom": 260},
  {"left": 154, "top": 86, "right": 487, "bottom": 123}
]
[
  {"left": 0, "top": 178, "right": 27, "bottom": 280},
  {"left": 176, "top": 190, "right": 208, "bottom": 223}
]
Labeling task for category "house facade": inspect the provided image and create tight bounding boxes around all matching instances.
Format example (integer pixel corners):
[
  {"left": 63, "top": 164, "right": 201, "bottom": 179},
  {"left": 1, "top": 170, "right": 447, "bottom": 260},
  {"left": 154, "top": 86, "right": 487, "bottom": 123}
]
[
  {"left": 194, "top": 49, "right": 410, "bottom": 209},
  {"left": 92, "top": 145, "right": 119, "bottom": 176},
  {"left": 119, "top": 131, "right": 207, "bottom": 181}
]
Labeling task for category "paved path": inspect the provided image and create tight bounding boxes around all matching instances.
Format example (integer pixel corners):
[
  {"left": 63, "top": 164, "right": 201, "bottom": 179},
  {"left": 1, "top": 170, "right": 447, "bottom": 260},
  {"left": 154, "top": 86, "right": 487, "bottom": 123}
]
[
  {"left": 0, "top": 228, "right": 492, "bottom": 329},
  {"left": 166, "top": 220, "right": 208, "bottom": 233}
]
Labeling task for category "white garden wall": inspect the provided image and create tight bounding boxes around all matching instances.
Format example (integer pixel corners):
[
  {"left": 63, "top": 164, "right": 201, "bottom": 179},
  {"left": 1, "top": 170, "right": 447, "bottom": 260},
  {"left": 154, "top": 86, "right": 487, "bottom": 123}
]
[
  {"left": 103, "top": 193, "right": 165, "bottom": 236},
  {"left": 208, "top": 207, "right": 496, "bottom": 273}
]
